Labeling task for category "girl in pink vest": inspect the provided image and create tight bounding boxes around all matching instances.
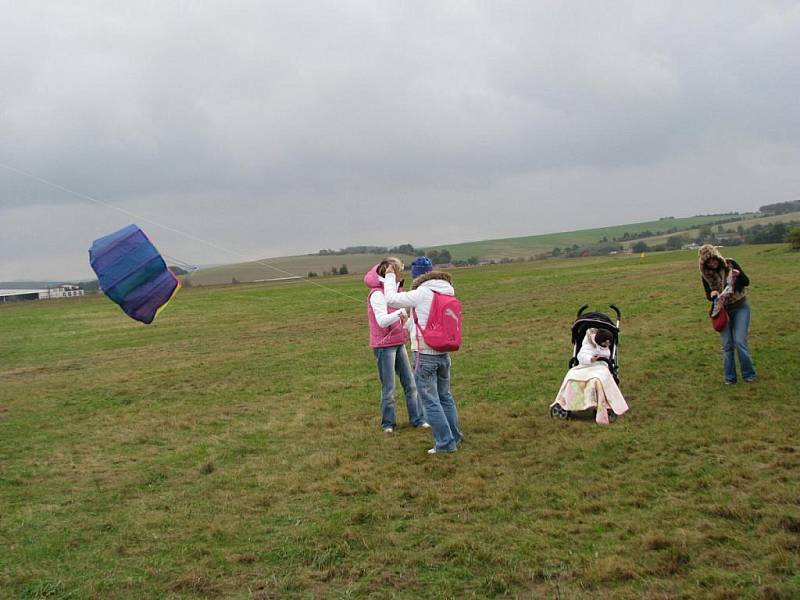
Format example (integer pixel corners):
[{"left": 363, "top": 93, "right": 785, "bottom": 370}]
[{"left": 365, "top": 258, "right": 427, "bottom": 432}]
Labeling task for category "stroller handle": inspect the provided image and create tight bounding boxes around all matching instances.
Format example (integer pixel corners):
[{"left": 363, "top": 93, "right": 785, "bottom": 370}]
[
  {"left": 576, "top": 304, "right": 590, "bottom": 318},
  {"left": 609, "top": 304, "right": 621, "bottom": 320}
]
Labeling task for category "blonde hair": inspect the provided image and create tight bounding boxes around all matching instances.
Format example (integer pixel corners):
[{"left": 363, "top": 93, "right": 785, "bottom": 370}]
[{"left": 378, "top": 256, "right": 404, "bottom": 277}]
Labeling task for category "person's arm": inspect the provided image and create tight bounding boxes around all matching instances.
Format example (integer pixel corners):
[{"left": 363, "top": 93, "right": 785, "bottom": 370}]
[
  {"left": 729, "top": 260, "right": 749, "bottom": 289},
  {"left": 383, "top": 272, "right": 426, "bottom": 309},
  {"left": 369, "top": 291, "right": 403, "bottom": 328},
  {"left": 702, "top": 277, "right": 717, "bottom": 302},
  {"left": 577, "top": 340, "right": 594, "bottom": 365}
]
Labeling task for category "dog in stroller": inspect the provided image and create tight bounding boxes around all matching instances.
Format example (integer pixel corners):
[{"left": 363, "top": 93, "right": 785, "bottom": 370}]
[{"left": 549, "top": 305, "right": 629, "bottom": 424}]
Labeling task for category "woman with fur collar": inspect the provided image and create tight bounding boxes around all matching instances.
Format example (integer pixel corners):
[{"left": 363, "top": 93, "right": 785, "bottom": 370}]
[
  {"left": 698, "top": 244, "right": 756, "bottom": 384},
  {"left": 383, "top": 263, "right": 463, "bottom": 455}
]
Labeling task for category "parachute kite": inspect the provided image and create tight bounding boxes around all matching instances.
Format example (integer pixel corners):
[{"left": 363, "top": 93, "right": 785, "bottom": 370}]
[{"left": 89, "top": 224, "right": 180, "bottom": 324}]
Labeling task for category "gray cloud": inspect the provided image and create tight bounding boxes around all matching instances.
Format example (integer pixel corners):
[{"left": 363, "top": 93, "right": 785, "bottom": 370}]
[{"left": 1, "top": 1, "right": 799, "bottom": 279}]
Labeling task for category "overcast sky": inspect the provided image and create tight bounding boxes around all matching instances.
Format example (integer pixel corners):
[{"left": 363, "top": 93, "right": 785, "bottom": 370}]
[{"left": 1, "top": 1, "right": 799, "bottom": 280}]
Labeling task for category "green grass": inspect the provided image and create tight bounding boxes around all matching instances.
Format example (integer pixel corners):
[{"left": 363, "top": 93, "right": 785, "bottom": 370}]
[{"left": 1, "top": 245, "right": 799, "bottom": 599}]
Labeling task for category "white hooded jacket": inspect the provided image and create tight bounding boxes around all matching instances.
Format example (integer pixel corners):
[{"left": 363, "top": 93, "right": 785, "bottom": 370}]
[
  {"left": 383, "top": 272, "right": 455, "bottom": 355},
  {"left": 577, "top": 327, "right": 611, "bottom": 366}
]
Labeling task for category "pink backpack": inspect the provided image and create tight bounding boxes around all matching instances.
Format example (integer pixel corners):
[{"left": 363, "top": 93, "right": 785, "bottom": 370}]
[{"left": 413, "top": 292, "right": 462, "bottom": 352}]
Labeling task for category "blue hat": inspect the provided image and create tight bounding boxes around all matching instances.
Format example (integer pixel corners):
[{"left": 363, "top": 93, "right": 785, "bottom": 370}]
[{"left": 411, "top": 256, "right": 433, "bottom": 278}]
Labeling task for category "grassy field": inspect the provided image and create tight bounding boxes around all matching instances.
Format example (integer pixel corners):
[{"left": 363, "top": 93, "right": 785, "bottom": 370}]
[
  {"left": 1, "top": 244, "right": 799, "bottom": 599},
  {"left": 426, "top": 215, "right": 751, "bottom": 260}
]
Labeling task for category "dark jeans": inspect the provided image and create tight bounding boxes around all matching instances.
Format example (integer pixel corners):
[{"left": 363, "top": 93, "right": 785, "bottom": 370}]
[
  {"left": 374, "top": 345, "right": 424, "bottom": 429},
  {"left": 414, "top": 352, "right": 462, "bottom": 451}
]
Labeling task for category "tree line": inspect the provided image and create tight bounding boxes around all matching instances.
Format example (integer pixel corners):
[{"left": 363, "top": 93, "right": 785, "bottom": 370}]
[{"left": 317, "top": 244, "right": 416, "bottom": 256}]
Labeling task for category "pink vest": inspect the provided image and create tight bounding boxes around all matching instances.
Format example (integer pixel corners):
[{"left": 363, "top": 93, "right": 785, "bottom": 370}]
[{"left": 367, "top": 289, "right": 406, "bottom": 348}]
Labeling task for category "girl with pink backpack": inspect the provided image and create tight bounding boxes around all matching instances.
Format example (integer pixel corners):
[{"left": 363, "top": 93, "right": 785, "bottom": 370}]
[{"left": 383, "top": 260, "right": 463, "bottom": 454}]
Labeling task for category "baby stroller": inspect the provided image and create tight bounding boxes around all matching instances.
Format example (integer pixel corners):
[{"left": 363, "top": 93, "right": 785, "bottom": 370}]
[{"left": 550, "top": 304, "right": 622, "bottom": 420}]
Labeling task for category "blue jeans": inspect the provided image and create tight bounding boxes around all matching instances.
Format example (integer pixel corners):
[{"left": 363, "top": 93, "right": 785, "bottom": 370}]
[
  {"left": 374, "top": 345, "right": 424, "bottom": 429},
  {"left": 719, "top": 301, "right": 756, "bottom": 383},
  {"left": 414, "top": 353, "right": 462, "bottom": 452}
]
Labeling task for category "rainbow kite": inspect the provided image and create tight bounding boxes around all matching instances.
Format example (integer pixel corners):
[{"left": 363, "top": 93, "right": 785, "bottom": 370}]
[{"left": 89, "top": 224, "right": 181, "bottom": 324}]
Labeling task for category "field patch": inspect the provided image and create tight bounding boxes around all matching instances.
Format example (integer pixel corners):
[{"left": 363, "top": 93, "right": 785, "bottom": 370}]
[{"left": 1, "top": 245, "right": 798, "bottom": 599}]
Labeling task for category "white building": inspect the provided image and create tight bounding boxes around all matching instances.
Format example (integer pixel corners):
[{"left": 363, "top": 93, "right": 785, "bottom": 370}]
[
  {"left": 0, "top": 285, "right": 85, "bottom": 303},
  {"left": 42, "top": 284, "right": 85, "bottom": 299}
]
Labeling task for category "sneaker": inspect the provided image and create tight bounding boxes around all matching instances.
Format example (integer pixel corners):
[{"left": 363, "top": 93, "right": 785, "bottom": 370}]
[
  {"left": 382, "top": 427, "right": 394, "bottom": 433},
  {"left": 421, "top": 422, "right": 431, "bottom": 429},
  {"left": 744, "top": 377, "right": 756, "bottom": 383},
  {"left": 724, "top": 381, "right": 736, "bottom": 385},
  {"left": 427, "top": 446, "right": 456, "bottom": 454}
]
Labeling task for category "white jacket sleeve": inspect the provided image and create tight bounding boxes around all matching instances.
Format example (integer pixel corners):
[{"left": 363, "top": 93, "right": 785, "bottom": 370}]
[
  {"left": 383, "top": 273, "right": 426, "bottom": 309},
  {"left": 369, "top": 291, "right": 403, "bottom": 328},
  {"left": 577, "top": 339, "right": 595, "bottom": 366}
]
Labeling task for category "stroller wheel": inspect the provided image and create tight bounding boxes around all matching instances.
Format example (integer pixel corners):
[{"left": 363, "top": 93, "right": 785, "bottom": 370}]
[
  {"left": 607, "top": 410, "right": 618, "bottom": 423},
  {"left": 550, "top": 404, "right": 570, "bottom": 420}
]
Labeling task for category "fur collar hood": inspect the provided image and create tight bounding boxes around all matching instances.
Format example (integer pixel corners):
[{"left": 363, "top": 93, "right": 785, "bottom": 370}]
[
  {"left": 698, "top": 244, "right": 726, "bottom": 272},
  {"left": 411, "top": 270, "right": 453, "bottom": 290}
]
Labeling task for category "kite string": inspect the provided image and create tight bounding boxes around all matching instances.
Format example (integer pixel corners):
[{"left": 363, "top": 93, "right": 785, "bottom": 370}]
[{"left": 0, "top": 161, "right": 362, "bottom": 302}]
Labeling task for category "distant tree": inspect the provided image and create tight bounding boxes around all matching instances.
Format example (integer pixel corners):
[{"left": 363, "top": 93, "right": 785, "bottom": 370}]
[
  {"left": 307, "top": 271, "right": 318, "bottom": 278},
  {"left": 759, "top": 200, "right": 800, "bottom": 215},
  {"left": 391, "top": 244, "right": 415, "bottom": 255},
  {"left": 330, "top": 266, "right": 338, "bottom": 275},
  {"left": 467, "top": 256, "right": 479, "bottom": 265},
  {"left": 552, "top": 247, "right": 562, "bottom": 256},
  {"left": 665, "top": 235, "right": 685, "bottom": 250},
  {"left": 427, "top": 250, "right": 440, "bottom": 264},
  {"left": 231, "top": 277, "right": 239, "bottom": 284},
  {"left": 78, "top": 280, "right": 100, "bottom": 293},
  {"left": 339, "top": 264, "right": 349, "bottom": 275},
  {"left": 632, "top": 241, "right": 650, "bottom": 253},
  {"left": 745, "top": 222, "right": 790, "bottom": 244},
  {"left": 786, "top": 227, "right": 800, "bottom": 250},
  {"left": 437, "top": 249, "right": 452, "bottom": 264}
]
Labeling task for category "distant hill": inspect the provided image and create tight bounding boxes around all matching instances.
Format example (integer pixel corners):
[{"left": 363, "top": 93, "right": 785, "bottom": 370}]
[
  {"left": 186, "top": 253, "right": 417, "bottom": 286},
  {"left": 185, "top": 210, "right": 799, "bottom": 285},
  {"left": 425, "top": 214, "right": 753, "bottom": 260},
  {"left": 624, "top": 211, "right": 800, "bottom": 249}
]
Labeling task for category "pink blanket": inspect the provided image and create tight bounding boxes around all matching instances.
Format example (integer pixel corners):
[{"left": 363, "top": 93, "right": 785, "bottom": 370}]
[{"left": 551, "top": 363, "right": 629, "bottom": 424}]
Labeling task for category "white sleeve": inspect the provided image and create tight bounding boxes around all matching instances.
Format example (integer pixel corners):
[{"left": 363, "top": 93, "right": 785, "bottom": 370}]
[
  {"left": 577, "top": 340, "right": 595, "bottom": 366},
  {"left": 383, "top": 273, "right": 426, "bottom": 309},
  {"left": 370, "top": 291, "right": 402, "bottom": 328}
]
